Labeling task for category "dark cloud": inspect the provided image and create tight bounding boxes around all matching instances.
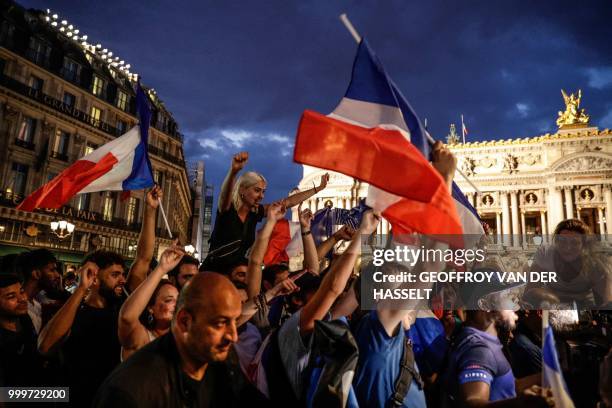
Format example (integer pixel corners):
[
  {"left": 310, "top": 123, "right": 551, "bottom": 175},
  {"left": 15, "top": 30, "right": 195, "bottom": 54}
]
[{"left": 19, "top": 0, "right": 612, "bottom": 204}]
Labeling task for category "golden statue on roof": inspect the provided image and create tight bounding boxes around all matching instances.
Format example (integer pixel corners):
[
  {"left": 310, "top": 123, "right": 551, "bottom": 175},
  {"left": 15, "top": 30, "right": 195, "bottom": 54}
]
[{"left": 556, "top": 89, "right": 590, "bottom": 128}]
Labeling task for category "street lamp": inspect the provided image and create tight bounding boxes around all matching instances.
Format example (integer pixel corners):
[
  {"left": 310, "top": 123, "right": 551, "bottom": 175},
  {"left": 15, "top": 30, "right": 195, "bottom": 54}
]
[{"left": 50, "top": 219, "right": 75, "bottom": 239}]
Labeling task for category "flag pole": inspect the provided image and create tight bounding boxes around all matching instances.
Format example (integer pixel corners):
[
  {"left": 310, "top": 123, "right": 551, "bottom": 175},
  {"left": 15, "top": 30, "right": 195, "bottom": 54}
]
[
  {"left": 542, "top": 309, "right": 549, "bottom": 389},
  {"left": 461, "top": 114, "right": 466, "bottom": 144},
  {"left": 338, "top": 14, "right": 481, "bottom": 195},
  {"left": 158, "top": 197, "right": 173, "bottom": 239},
  {"left": 339, "top": 13, "right": 361, "bottom": 43}
]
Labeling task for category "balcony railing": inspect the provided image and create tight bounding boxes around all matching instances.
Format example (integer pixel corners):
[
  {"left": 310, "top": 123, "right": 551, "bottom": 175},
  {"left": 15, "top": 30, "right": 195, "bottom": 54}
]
[
  {"left": 148, "top": 144, "right": 186, "bottom": 167},
  {"left": 14, "top": 138, "right": 35, "bottom": 150}
]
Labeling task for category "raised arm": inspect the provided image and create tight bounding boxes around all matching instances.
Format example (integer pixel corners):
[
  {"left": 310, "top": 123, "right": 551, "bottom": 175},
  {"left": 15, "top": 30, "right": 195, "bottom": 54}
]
[
  {"left": 119, "top": 244, "right": 184, "bottom": 351},
  {"left": 282, "top": 173, "right": 329, "bottom": 209},
  {"left": 38, "top": 262, "right": 98, "bottom": 355},
  {"left": 300, "top": 210, "right": 380, "bottom": 334},
  {"left": 298, "top": 205, "right": 319, "bottom": 275},
  {"left": 126, "top": 186, "right": 161, "bottom": 293},
  {"left": 432, "top": 140, "right": 456, "bottom": 192},
  {"left": 316, "top": 225, "right": 356, "bottom": 260},
  {"left": 246, "top": 202, "right": 285, "bottom": 299},
  {"left": 238, "top": 276, "right": 299, "bottom": 326},
  {"left": 219, "top": 152, "right": 248, "bottom": 212}
]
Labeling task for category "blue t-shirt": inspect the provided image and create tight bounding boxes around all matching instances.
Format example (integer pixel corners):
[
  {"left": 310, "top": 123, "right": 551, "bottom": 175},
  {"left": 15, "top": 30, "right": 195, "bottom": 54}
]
[
  {"left": 445, "top": 326, "right": 516, "bottom": 403},
  {"left": 352, "top": 311, "right": 426, "bottom": 408}
]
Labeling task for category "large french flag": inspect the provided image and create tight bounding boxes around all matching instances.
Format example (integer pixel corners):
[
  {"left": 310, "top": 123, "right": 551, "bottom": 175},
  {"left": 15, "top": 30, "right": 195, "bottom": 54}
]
[
  {"left": 295, "top": 39, "right": 470, "bottom": 236},
  {"left": 543, "top": 313, "right": 575, "bottom": 408},
  {"left": 17, "top": 85, "right": 154, "bottom": 212}
]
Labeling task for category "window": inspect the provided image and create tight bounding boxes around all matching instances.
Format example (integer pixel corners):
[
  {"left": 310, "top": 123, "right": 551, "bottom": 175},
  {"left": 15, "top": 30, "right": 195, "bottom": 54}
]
[
  {"left": 126, "top": 197, "right": 140, "bottom": 225},
  {"left": 102, "top": 192, "right": 115, "bottom": 222},
  {"left": 116, "top": 90, "right": 128, "bottom": 111},
  {"left": 61, "top": 58, "right": 80, "bottom": 83},
  {"left": 52, "top": 130, "right": 70, "bottom": 159},
  {"left": 84, "top": 142, "right": 97, "bottom": 156},
  {"left": 28, "top": 75, "right": 44, "bottom": 92},
  {"left": 76, "top": 193, "right": 90, "bottom": 211},
  {"left": 26, "top": 37, "right": 51, "bottom": 66},
  {"left": 63, "top": 92, "right": 76, "bottom": 107},
  {"left": 17, "top": 116, "right": 36, "bottom": 143},
  {"left": 116, "top": 119, "right": 128, "bottom": 135},
  {"left": 91, "top": 75, "right": 105, "bottom": 97},
  {"left": 0, "top": 22, "right": 15, "bottom": 47},
  {"left": 90, "top": 106, "right": 101, "bottom": 126},
  {"left": 10, "top": 163, "right": 28, "bottom": 196},
  {"left": 153, "top": 170, "right": 163, "bottom": 186}
]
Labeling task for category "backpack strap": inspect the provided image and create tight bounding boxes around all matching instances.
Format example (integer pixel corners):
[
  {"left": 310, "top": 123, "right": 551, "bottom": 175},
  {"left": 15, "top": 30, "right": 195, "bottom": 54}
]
[{"left": 388, "top": 337, "right": 424, "bottom": 407}]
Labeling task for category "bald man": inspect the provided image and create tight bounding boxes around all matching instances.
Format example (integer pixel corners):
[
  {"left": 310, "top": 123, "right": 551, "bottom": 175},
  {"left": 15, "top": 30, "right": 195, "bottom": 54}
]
[{"left": 93, "top": 272, "right": 265, "bottom": 407}]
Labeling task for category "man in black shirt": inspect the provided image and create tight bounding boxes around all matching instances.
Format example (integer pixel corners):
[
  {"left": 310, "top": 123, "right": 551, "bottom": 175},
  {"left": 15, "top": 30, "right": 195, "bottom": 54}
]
[
  {"left": 93, "top": 272, "right": 265, "bottom": 407},
  {"left": 38, "top": 251, "right": 127, "bottom": 407},
  {"left": 0, "top": 274, "right": 42, "bottom": 386}
]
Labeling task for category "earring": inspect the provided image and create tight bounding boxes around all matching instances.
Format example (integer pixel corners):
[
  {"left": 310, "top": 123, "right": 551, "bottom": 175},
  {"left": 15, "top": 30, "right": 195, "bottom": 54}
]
[{"left": 147, "top": 313, "right": 154, "bottom": 326}]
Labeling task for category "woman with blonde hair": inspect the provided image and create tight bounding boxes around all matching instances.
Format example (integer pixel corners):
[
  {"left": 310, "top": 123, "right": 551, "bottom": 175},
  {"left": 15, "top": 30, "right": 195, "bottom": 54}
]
[
  {"left": 526, "top": 218, "right": 611, "bottom": 308},
  {"left": 202, "top": 151, "right": 329, "bottom": 272}
]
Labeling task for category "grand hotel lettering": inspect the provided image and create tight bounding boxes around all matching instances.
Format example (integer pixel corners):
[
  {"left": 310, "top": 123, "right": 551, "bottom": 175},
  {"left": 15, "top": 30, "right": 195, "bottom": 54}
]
[{"left": 26, "top": 87, "right": 115, "bottom": 134}]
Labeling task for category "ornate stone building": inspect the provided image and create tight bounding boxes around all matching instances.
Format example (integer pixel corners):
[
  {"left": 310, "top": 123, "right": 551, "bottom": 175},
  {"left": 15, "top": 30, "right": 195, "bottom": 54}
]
[
  {"left": 0, "top": 1, "right": 192, "bottom": 266},
  {"left": 296, "top": 90, "right": 612, "bottom": 247}
]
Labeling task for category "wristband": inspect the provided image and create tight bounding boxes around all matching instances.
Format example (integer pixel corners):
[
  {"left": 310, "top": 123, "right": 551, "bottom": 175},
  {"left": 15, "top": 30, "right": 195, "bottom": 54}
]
[{"left": 301, "top": 230, "right": 311, "bottom": 237}]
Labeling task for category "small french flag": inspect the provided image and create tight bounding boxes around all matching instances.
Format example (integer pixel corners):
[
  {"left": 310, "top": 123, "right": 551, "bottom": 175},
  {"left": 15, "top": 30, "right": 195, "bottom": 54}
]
[{"left": 542, "top": 311, "right": 575, "bottom": 408}]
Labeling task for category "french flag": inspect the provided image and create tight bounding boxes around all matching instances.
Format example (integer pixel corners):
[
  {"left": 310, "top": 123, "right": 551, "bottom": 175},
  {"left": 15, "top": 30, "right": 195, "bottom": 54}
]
[
  {"left": 543, "top": 312, "right": 575, "bottom": 408},
  {"left": 295, "top": 39, "right": 467, "bottom": 236},
  {"left": 262, "top": 219, "right": 303, "bottom": 266},
  {"left": 17, "top": 84, "right": 154, "bottom": 212}
]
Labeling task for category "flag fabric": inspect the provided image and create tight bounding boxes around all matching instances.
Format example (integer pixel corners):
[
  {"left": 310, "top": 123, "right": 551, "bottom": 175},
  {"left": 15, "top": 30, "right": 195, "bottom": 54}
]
[
  {"left": 461, "top": 115, "right": 468, "bottom": 141},
  {"left": 347, "top": 39, "right": 484, "bottom": 236},
  {"left": 542, "top": 312, "right": 575, "bottom": 408},
  {"left": 264, "top": 200, "right": 369, "bottom": 266},
  {"left": 311, "top": 199, "right": 369, "bottom": 246},
  {"left": 262, "top": 219, "right": 302, "bottom": 266},
  {"left": 294, "top": 39, "right": 463, "bottom": 237},
  {"left": 17, "top": 84, "right": 154, "bottom": 212}
]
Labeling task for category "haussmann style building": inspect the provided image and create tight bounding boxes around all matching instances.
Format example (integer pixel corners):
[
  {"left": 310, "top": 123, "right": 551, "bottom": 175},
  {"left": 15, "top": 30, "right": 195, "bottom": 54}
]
[{"left": 0, "top": 0, "right": 192, "bottom": 267}]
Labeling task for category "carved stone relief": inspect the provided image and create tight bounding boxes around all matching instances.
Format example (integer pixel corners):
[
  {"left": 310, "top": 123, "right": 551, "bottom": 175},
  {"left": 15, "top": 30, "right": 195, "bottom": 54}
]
[{"left": 556, "top": 156, "right": 612, "bottom": 172}]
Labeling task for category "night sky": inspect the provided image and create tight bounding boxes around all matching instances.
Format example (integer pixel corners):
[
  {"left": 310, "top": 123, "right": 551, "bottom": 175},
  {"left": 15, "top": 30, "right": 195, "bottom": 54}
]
[{"left": 19, "top": 0, "right": 612, "bottom": 203}]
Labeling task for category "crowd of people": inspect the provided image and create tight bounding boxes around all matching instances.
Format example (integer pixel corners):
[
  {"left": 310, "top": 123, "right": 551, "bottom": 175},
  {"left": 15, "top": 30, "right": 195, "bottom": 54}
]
[{"left": 1, "top": 145, "right": 611, "bottom": 407}]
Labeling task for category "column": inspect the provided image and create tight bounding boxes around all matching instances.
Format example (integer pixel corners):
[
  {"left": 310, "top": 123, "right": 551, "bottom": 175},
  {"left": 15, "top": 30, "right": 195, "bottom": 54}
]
[
  {"left": 495, "top": 211, "right": 502, "bottom": 245},
  {"left": 520, "top": 210, "right": 526, "bottom": 247},
  {"left": 605, "top": 185, "right": 612, "bottom": 238},
  {"left": 540, "top": 211, "right": 548, "bottom": 244},
  {"left": 510, "top": 191, "right": 520, "bottom": 246},
  {"left": 547, "top": 186, "right": 564, "bottom": 234},
  {"left": 467, "top": 193, "right": 475, "bottom": 208},
  {"left": 501, "top": 192, "right": 511, "bottom": 246},
  {"left": 563, "top": 188, "right": 574, "bottom": 219},
  {"left": 598, "top": 207, "right": 605, "bottom": 240}
]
